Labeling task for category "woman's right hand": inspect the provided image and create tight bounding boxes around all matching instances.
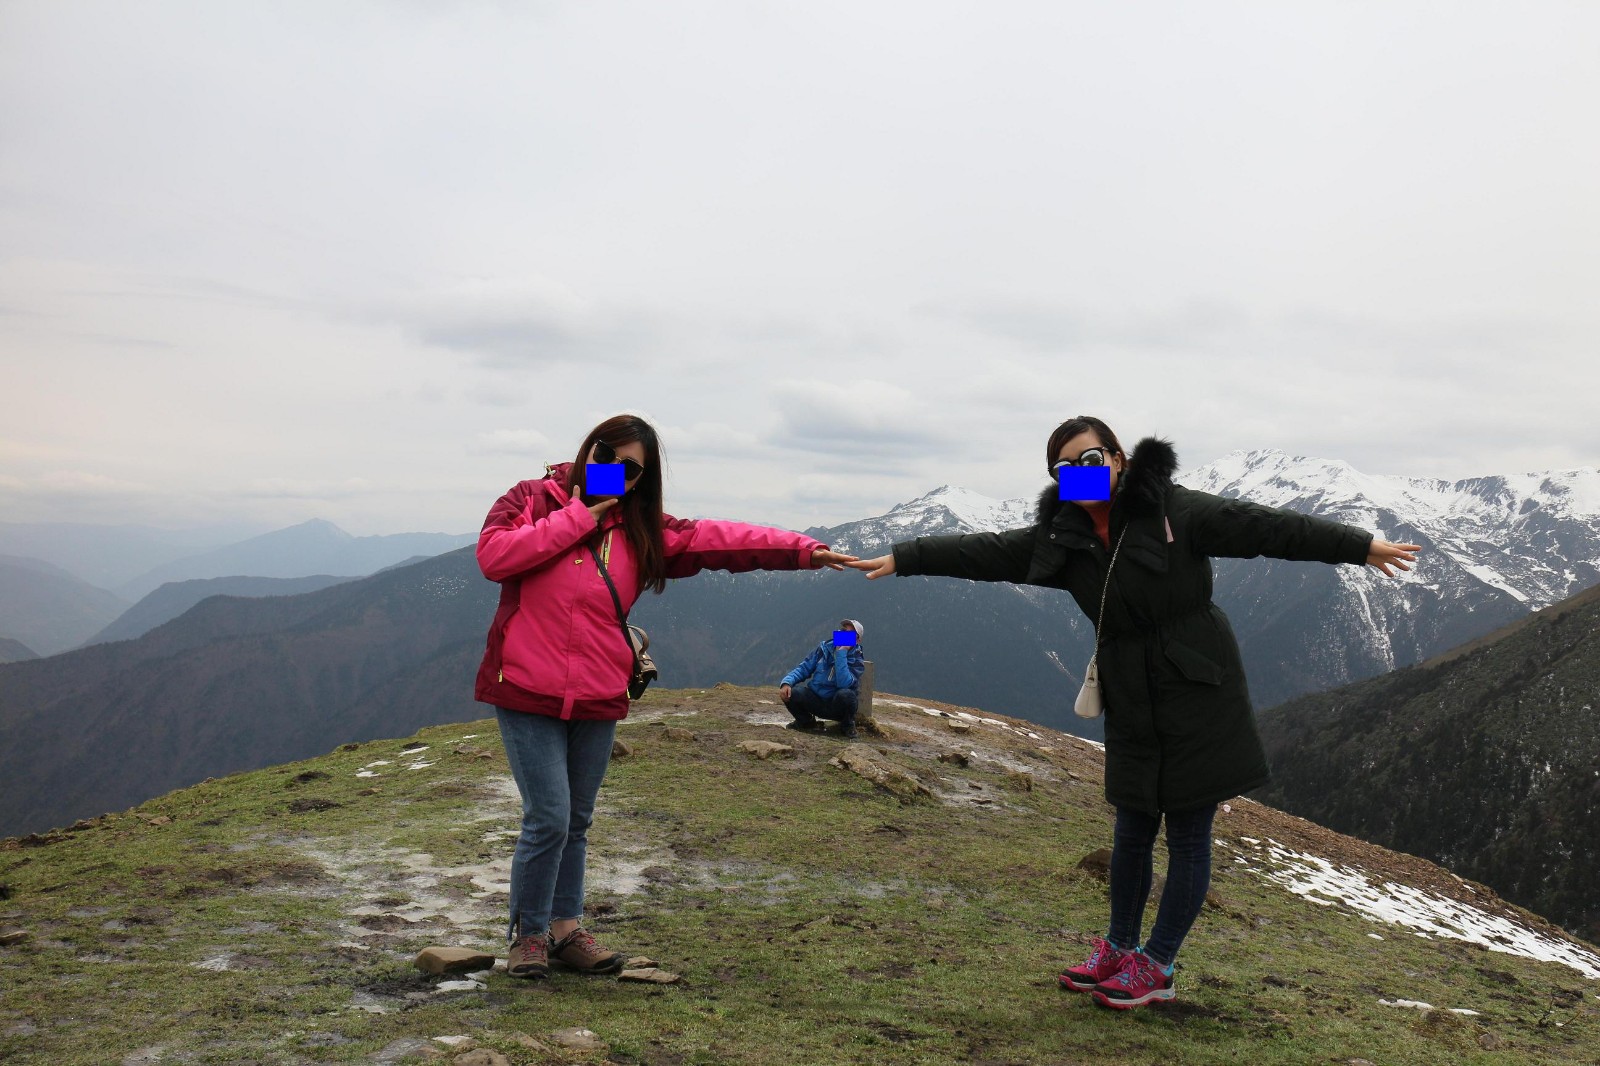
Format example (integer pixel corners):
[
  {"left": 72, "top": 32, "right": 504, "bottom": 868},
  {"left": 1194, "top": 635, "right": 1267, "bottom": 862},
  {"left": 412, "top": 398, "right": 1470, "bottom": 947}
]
[
  {"left": 846, "top": 554, "right": 896, "bottom": 579},
  {"left": 584, "top": 496, "right": 619, "bottom": 523}
]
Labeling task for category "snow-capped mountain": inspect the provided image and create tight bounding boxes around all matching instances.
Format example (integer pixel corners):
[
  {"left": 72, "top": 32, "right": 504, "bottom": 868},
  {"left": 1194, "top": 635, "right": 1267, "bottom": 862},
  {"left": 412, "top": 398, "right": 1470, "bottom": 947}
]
[
  {"left": 769, "top": 451, "right": 1600, "bottom": 712},
  {"left": 1188, "top": 450, "right": 1600, "bottom": 610},
  {"left": 818, "top": 485, "right": 1036, "bottom": 554}
]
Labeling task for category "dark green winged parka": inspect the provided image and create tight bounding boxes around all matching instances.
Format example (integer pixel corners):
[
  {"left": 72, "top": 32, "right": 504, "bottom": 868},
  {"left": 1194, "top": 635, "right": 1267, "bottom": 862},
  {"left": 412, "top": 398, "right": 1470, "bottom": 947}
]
[{"left": 890, "top": 438, "right": 1373, "bottom": 816}]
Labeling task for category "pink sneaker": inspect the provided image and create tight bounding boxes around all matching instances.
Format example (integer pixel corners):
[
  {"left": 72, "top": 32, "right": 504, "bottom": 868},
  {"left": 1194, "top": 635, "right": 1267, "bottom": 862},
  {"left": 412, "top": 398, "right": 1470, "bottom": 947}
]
[
  {"left": 1091, "top": 950, "right": 1175, "bottom": 1009},
  {"left": 1058, "top": 937, "right": 1132, "bottom": 992}
]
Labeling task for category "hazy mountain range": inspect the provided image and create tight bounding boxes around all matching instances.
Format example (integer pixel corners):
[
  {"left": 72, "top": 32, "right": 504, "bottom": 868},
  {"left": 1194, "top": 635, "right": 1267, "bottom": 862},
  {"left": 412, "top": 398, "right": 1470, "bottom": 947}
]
[{"left": 0, "top": 519, "right": 473, "bottom": 654}]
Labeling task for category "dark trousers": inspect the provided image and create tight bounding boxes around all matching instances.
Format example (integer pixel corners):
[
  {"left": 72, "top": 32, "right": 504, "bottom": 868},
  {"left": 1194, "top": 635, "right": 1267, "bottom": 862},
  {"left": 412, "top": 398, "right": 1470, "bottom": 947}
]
[
  {"left": 782, "top": 682, "right": 858, "bottom": 725},
  {"left": 1107, "top": 804, "right": 1217, "bottom": 967}
]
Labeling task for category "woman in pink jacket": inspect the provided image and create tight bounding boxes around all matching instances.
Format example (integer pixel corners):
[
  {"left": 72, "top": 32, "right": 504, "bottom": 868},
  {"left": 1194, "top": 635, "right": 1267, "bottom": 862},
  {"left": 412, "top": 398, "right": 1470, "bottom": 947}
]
[{"left": 475, "top": 413, "right": 854, "bottom": 980}]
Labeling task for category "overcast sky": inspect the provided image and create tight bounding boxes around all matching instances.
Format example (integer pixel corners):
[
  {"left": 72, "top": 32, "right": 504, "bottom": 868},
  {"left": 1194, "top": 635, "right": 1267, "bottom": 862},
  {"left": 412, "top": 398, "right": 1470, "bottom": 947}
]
[{"left": 3, "top": 2, "right": 1598, "bottom": 537}]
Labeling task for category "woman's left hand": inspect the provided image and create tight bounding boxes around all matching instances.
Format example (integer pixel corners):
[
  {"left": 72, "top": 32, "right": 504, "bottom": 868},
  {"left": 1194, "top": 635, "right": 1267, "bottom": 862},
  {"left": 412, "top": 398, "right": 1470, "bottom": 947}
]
[
  {"left": 1366, "top": 539, "right": 1421, "bottom": 577},
  {"left": 811, "top": 548, "right": 859, "bottom": 571}
]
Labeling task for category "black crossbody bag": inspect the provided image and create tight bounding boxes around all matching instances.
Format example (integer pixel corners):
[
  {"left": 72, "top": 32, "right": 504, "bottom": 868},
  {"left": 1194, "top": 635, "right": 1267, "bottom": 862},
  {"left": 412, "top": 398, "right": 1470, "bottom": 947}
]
[{"left": 587, "top": 541, "right": 658, "bottom": 700}]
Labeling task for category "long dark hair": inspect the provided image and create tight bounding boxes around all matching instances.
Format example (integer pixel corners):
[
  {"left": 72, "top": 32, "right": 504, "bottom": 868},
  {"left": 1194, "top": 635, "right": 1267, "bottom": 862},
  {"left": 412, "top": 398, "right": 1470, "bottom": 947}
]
[
  {"left": 568, "top": 414, "right": 669, "bottom": 594},
  {"left": 1045, "top": 415, "right": 1126, "bottom": 473}
]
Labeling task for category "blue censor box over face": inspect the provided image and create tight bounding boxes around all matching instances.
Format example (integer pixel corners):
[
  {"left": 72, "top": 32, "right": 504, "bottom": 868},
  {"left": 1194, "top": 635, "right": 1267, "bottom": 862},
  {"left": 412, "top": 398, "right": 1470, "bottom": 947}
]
[
  {"left": 586, "top": 463, "right": 626, "bottom": 495},
  {"left": 1058, "top": 465, "right": 1112, "bottom": 501},
  {"left": 833, "top": 630, "right": 858, "bottom": 647}
]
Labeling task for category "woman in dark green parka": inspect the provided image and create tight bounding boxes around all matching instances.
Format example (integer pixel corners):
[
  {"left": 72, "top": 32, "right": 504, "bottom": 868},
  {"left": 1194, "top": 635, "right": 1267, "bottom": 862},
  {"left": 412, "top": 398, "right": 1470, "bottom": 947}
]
[{"left": 848, "top": 416, "right": 1419, "bottom": 1010}]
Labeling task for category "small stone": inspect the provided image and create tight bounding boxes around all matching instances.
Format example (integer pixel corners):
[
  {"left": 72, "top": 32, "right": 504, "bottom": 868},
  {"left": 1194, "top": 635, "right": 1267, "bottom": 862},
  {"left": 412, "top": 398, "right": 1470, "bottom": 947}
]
[
  {"left": 551, "top": 1028, "right": 607, "bottom": 1052},
  {"left": 612, "top": 739, "right": 635, "bottom": 758},
  {"left": 1477, "top": 1031, "right": 1503, "bottom": 1050},
  {"left": 358, "top": 787, "right": 382, "bottom": 796},
  {"left": 736, "top": 740, "right": 795, "bottom": 760},
  {"left": 1076, "top": 848, "right": 1113, "bottom": 879},
  {"left": 510, "top": 1034, "right": 552, "bottom": 1052},
  {"left": 0, "top": 929, "right": 27, "bottom": 946},
  {"left": 619, "top": 967, "right": 681, "bottom": 984},
  {"left": 661, "top": 726, "right": 698, "bottom": 742},
  {"left": 1066, "top": 771, "right": 1081, "bottom": 781},
  {"left": 453, "top": 1051, "right": 510, "bottom": 1066},
  {"left": 146, "top": 815, "right": 172, "bottom": 826},
  {"left": 625, "top": 956, "right": 658, "bottom": 968},
  {"left": 937, "top": 751, "right": 970, "bottom": 766},
  {"left": 433, "top": 1035, "right": 473, "bottom": 1048},
  {"left": 415, "top": 947, "right": 498, "bottom": 975},
  {"left": 947, "top": 721, "right": 972, "bottom": 733}
]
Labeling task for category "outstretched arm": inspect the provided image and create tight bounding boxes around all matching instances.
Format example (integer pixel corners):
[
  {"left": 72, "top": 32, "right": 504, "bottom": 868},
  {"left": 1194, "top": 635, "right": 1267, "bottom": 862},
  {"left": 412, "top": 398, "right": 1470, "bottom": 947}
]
[
  {"left": 847, "top": 528, "right": 1034, "bottom": 582},
  {"left": 661, "top": 515, "right": 856, "bottom": 578}
]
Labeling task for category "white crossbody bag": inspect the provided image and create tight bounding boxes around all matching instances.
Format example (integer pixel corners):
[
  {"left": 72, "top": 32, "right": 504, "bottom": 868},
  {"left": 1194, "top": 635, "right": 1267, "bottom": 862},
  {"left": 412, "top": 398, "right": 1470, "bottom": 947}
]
[{"left": 1074, "top": 527, "right": 1128, "bottom": 719}]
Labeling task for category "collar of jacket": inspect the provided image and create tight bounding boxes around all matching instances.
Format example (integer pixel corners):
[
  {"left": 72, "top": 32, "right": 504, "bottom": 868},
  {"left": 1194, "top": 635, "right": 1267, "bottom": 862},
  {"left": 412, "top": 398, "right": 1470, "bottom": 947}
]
[{"left": 1033, "top": 436, "right": 1178, "bottom": 573}]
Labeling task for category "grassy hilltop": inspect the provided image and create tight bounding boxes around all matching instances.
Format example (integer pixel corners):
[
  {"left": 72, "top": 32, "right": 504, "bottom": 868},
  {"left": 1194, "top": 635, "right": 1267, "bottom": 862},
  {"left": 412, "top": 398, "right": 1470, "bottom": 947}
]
[{"left": 1, "top": 684, "right": 1597, "bottom": 1065}]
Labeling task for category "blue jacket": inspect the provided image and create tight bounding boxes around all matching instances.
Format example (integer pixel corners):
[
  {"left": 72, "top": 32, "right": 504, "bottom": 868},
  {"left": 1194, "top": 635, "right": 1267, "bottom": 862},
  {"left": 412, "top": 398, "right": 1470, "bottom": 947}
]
[{"left": 782, "top": 639, "right": 864, "bottom": 699}]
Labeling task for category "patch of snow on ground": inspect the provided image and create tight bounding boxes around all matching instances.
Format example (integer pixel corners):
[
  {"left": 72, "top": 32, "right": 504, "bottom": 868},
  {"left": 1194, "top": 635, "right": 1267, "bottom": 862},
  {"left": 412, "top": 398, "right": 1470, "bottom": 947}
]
[
  {"left": 878, "top": 699, "right": 1048, "bottom": 743},
  {"left": 1233, "top": 838, "right": 1600, "bottom": 980}
]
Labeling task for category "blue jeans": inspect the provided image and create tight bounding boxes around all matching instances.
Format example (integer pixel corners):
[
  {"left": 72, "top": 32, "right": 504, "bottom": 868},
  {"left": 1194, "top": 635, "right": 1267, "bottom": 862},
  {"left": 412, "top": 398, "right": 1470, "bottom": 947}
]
[
  {"left": 782, "top": 682, "right": 858, "bottom": 724},
  {"left": 1107, "top": 804, "right": 1217, "bottom": 967},
  {"left": 495, "top": 708, "right": 617, "bottom": 943}
]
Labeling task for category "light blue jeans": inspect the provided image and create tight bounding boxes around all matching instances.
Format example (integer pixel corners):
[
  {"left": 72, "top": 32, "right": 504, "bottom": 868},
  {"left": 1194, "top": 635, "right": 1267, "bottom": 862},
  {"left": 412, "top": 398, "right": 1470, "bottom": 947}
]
[{"left": 495, "top": 708, "right": 617, "bottom": 943}]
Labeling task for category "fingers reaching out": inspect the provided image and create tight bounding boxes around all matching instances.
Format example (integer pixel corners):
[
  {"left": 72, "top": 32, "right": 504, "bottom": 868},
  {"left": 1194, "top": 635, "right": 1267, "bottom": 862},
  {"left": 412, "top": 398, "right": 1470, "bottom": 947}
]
[
  {"left": 845, "top": 554, "right": 896, "bottom": 580},
  {"left": 1366, "top": 539, "right": 1421, "bottom": 578},
  {"left": 811, "top": 549, "right": 859, "bottom": 571}
]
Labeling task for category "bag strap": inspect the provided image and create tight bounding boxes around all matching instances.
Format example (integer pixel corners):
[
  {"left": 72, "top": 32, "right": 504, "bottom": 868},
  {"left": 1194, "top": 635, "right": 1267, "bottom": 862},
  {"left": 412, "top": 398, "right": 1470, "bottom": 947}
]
[
  {"left": 587, "top": 535, "right": 639, "bottom": 668},
  {"left": 1090, "top": 526, "right": 1130, "bottom": 662}
]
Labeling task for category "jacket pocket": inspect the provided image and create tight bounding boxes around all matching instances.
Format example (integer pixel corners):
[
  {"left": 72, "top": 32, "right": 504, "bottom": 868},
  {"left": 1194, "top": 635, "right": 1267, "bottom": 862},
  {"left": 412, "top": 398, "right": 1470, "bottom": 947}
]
[{"left": 1163, "top": 638, "right": 1225, "bottom": 685}]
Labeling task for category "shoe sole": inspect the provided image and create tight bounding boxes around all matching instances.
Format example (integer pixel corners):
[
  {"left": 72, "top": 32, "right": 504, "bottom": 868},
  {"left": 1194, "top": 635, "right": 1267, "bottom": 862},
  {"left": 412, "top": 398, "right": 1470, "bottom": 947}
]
[
  {"left": 506, "top": 967, "right": 549, "bottom": 980},
  {"left": 1091, "top": 987, "right": 1175, "bottom": 1009},
  {"left": 1057, "top": 973, "right": 1101, "bottom": 991}
]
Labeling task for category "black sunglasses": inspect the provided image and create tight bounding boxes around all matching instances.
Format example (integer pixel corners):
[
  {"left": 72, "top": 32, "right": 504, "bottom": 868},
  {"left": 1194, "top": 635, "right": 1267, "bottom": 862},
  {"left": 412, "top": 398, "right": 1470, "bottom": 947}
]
[
  {"left": 593, "top": 439, "right": 646, "bottom": 481},
  {"left": 1051, "top": 447, "right": 1109, "bottom": 478}
]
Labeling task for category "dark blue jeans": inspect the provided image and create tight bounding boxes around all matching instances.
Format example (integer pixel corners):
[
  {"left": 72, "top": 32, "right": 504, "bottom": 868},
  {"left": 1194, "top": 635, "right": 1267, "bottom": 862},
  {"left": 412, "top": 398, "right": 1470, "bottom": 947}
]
[
  {"left": 782, "top": 682, "right": 858, "bottom": 725},
  {"left": 1108, "top": 804, "right": 1217, "bottom": 967},
  {"left": 495, "top": 708, "right": 616, "bottom": 943}
]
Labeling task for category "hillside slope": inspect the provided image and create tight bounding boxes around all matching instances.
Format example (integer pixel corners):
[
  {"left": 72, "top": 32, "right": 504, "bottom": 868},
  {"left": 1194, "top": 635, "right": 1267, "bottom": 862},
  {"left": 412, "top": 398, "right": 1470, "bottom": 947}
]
[
  {"left": 2, "top": 686, "right": 1596, "bottom": 1065},
  {"left": 1254, "top": 582, "right": 1600, "bottom": 944},
  {"left": 0, "top": 555, "right": 129, "bottom": 656}
]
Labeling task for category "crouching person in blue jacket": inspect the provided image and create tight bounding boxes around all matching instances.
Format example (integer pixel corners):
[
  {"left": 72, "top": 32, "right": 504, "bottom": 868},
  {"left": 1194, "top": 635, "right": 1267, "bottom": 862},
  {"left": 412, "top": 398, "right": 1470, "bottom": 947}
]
[{"left": 780, "top": 619, "right": 866, "bottom": 738}]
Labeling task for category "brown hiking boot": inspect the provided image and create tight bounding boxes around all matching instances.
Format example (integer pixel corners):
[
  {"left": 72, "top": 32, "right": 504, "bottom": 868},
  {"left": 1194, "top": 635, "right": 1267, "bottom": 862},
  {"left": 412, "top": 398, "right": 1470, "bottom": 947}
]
[
  {"left": 549, "top": 927, "right": 626, "bottom": 975},
  {"left": 506, "top": 934, "right": 549, "bottom": 979}
]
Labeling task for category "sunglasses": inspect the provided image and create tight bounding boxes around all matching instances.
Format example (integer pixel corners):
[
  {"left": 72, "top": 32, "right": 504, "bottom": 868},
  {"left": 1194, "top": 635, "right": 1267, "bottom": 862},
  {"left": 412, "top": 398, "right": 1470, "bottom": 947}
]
[
  {"left": 593, "top": 439, "right": 646, "bottom": 481},
  {"left": 1051, "top": 447, "right": 1109, "bottom": 478}
]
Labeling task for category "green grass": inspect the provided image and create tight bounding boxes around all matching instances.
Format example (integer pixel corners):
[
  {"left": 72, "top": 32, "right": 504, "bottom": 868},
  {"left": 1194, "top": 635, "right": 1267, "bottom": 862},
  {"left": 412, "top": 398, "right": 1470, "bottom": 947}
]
[{"left": 1, "top": 684, "right": 1596, "bottom": 1064}]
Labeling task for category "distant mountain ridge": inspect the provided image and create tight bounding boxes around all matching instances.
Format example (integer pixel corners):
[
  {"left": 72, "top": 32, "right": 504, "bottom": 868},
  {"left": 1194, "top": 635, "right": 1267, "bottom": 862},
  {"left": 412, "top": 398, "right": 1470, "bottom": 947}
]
[
  {"left": 83, "top": 573, "right": 361, "bottom": 647},
  {"left": 0, "top": 555, "right": 129, "bottom": 656},
  {"left": 115, "top": 519, "right": 475, "bottom": 600},
  {"left": 1253, "top": 578, "right": 1600, "bottom": 945}
]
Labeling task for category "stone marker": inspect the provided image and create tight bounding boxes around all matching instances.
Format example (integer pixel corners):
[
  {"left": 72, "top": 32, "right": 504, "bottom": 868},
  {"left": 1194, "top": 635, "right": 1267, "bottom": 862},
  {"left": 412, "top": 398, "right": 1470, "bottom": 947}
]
[
  {"left": 414, "top": 947, "right": 498, "bottom": 975},
  {"left": 619, "top": 967, "right": 682, "bottom": 984},
  {"left": 736, "top": 740, "right": 795, "bottom": 760}
]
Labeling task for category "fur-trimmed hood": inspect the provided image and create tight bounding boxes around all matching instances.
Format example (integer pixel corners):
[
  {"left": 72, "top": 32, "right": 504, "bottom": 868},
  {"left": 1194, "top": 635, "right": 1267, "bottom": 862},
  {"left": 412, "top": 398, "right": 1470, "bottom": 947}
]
[{"left": 1035, "top": 436, "right": 1179, "bottom": 526}]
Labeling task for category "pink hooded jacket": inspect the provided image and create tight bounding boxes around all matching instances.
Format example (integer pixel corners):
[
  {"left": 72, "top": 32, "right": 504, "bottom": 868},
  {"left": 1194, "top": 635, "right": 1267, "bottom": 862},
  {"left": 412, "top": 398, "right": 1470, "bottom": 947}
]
[{"left": 474, "top": 463, "right": 827, "bottom": 721}]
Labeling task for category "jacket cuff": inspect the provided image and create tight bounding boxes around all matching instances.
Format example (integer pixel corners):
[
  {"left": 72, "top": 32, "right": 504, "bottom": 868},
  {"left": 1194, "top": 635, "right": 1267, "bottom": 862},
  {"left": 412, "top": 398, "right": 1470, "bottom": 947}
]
[{"left": 891, "top": 540, "right": 918, "bottom": 576}]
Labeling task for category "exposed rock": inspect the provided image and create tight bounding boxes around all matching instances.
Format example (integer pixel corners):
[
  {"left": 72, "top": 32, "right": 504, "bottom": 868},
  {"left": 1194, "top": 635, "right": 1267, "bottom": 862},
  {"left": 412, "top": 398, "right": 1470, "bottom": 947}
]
[
  {"left": 1006, "top": 771, "right": 1034, "bottom": 792},
  {"left": 936, "top": 751, "right": 970, "bottom": 767},
  {"left": 737, "top": 740, "right": 795, "bottom": 760},
  {"left": 0, "top": 929, "right": 28, "bottom": 946},
  {"left": 550, "top": 1027, "right": 607, "bottom": 1051},
  {"left": 619, "top": 967, "right": 681, "bottom": 983},
  {"left": 947, "top": 721, "right": 972, "bottom": 733},
  {"left": 625, "top": 955, "right": 658, "bottom": 968},
  {"left": 612, "top": 739, "right": 635, "bottom": 758},
  {"left": 414, "top": 947, "right": 498, "bottom": 975},
  {"left": 359, "top": 913, "right": 417, "bottom": 931},
  {"left": 454, "top": 1051, "right": 511, "bottom": 1066},
  {"left": 1077, "top": 848, "right": 1113, "bottom": 879},
  {"left": 661, "top": 726, "right": 698, "bottom": 742},
  {"left": 510, "top": 1033, "right": 553, "bottom": 1052},
  {"left": 831, "top": 745, "right": 931, "bottom": 801}
]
